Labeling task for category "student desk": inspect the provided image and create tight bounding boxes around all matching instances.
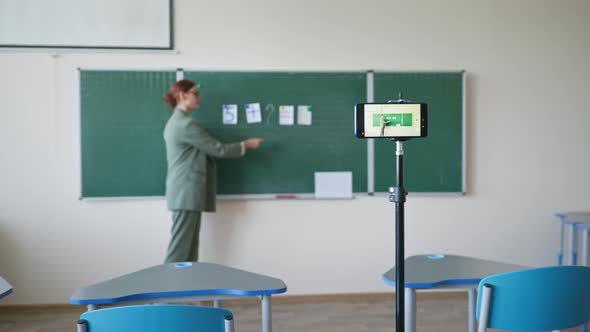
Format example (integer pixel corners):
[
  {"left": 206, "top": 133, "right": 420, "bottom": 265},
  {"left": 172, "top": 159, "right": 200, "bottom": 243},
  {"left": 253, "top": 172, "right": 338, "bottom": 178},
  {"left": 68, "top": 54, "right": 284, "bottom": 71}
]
[
  {"left": 556, "top": 212, "right": 590, "bottom": 265},
  {"left": 383, "top": 254, "right": 527, "bottom": 332},
  {"left": 0, "top": 276, "right": 12, "bottom": 300},
  {"left": 70, "top": 262, "right": 287, "bottom": 332}
]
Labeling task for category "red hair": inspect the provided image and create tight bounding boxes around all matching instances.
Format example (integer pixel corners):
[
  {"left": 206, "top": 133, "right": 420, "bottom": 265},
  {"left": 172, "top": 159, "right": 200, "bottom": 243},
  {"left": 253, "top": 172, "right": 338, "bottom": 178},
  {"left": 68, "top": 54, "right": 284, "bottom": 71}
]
[{"left": 163, "top": 79, "right": 196, "bottom": 108}]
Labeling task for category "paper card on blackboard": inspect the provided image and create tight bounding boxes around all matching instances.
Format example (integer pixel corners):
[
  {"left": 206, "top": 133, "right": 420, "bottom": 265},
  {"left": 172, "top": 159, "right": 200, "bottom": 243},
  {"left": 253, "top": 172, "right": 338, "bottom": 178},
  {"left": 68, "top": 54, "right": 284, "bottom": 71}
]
[
  {"left": 297, "top": 105, "right": 312, "bottom": 125},
  {"left": 245, "top": 103, "right": 262, "bottom": 123},
  {"left": 314, "top": 172, "right": 353, "bottom": 198},
  {"left": 222, "top": 104, "right": 238, "bottom": 125},
  {"left": 279, "top": 105, "right": 295, "bottom": 125}
]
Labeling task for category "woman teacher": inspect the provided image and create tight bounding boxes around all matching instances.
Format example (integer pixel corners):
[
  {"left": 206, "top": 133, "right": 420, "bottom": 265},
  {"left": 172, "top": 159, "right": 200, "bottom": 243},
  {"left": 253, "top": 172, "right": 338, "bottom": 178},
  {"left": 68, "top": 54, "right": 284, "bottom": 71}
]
[{"left": 163, "top": 79, "right": 263, "bottom": 263}]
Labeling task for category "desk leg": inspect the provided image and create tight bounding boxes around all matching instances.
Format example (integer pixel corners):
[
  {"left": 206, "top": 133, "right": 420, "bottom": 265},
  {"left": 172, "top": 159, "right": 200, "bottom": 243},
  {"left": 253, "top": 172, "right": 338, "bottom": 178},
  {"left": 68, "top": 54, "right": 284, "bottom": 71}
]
[
  {"left": 558, "top": 221, "right": 564, "bottom": 265},
  {"left": 87, "top": 304, "right": 98, "bottom": 311},
  {"left": 261, "top": 295, "right": 272, "bottom": 332},
  {"left": 569, "top": 223, "right": 578, "bottom": 265},
  {"left": 404, "top": 288, "right": 416, "bottom": 332},
  {"left": 213, "top": 299, "right": 222, "bottom": 308},
  {"left": 468, "top": 288, "right": 476, "bottom": 332},
  {"left": 582, "top": 229, "right": 589, "bottom": 267}
]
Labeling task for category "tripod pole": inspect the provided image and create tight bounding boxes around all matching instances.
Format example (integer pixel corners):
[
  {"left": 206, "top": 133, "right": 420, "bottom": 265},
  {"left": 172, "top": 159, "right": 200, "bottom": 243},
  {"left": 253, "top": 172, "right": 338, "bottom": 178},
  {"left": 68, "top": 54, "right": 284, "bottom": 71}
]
[{"left": 389, "top": 140, "right": 406, "bottom": 332}]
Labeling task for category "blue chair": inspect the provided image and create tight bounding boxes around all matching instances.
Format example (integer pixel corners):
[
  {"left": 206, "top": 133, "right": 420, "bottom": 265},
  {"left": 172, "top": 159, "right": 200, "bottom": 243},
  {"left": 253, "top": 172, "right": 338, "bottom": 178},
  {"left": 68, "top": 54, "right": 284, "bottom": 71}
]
[
  {"left": 77, "top": 304, "right": 234, "bottom": 332},
  {"left": 476, "top": 266, "right": 590, "bottom": 331}
]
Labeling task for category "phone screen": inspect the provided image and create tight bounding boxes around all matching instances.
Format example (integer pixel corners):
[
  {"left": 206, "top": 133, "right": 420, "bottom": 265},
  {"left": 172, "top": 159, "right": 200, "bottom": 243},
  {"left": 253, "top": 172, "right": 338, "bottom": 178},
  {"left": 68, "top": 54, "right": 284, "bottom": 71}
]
[{"left": 362, "top": 103, "right": 423, "bottom": 138}]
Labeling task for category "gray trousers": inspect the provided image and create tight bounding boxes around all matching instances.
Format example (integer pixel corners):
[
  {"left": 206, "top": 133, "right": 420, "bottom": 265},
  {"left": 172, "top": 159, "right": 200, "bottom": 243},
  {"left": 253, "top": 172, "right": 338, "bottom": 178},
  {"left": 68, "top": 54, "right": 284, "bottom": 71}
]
[{"left": 165, "top": 210, "right": 202, "bottom": 263}]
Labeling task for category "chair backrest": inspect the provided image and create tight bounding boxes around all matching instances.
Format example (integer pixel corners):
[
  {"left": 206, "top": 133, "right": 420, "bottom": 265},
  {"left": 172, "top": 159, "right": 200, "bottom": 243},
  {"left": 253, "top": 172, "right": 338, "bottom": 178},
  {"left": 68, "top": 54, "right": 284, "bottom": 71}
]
[
  {"left": 77, "top": 304, "right": 234, "bottom": 332},
  {"left": 476, "top": 266, "right": 590, "bottom": 331}
]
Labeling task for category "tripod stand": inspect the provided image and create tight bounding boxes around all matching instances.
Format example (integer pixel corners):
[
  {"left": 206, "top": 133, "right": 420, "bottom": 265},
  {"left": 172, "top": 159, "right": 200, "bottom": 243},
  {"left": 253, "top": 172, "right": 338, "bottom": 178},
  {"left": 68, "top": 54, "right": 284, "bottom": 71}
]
[
  {"left": 389, "top": 138, "right": 407, "bottom": 332},
  {"left": 355, "top": 93, "right": 426, "bottom": 332}
]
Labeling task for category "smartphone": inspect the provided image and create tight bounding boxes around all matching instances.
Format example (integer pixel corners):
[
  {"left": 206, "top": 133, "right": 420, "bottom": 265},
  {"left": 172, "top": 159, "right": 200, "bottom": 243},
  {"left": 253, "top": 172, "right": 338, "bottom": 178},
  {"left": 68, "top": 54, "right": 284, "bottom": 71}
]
[{"left": 354, "top": 102, "right": 428, "bottom": 139}]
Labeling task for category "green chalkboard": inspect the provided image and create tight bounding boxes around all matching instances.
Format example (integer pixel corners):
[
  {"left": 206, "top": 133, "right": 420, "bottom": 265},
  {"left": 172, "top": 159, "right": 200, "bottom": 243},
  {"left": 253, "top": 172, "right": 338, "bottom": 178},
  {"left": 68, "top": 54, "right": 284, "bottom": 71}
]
[
  {"left": 373, "top": 72, "right": 464, "bottom": 193},
  {"left": 80, "top": 70, "right": 367, "bottom": 198},
  {"left": 80, "top": 70, "right": 176, "bottom": 198},
  {"left": 80, "top": 70, "right": 464, "bottom": 198},
  {"left": 184, "top": 71, "right": 367, "bottom": 195}
]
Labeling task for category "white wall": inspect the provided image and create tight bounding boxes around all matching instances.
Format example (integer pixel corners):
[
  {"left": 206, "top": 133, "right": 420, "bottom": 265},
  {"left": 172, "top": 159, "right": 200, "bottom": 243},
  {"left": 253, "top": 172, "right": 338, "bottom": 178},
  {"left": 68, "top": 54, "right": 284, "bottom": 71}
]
[{"left": 0, "top": 0, "right": 589, "bottom": 305}]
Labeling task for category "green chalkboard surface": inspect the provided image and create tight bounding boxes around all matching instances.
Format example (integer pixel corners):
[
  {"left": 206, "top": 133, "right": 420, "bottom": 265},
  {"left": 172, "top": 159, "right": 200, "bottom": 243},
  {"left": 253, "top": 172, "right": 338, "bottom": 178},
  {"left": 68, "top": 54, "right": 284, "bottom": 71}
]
[
  {"left": 373, "top": 72, "right": 464, "bottom": 193},
  {"left": 80, "top": 70, "right": 464, "bottom": 198},
  {"left": 80, "top": 70, "right": 367, "bottom": 198},
  {"left": 184, "top": 71, "right": 368, "bottom": 195},
  {"left": 80, "top": 70, "right": 176, "bottom": 198}
]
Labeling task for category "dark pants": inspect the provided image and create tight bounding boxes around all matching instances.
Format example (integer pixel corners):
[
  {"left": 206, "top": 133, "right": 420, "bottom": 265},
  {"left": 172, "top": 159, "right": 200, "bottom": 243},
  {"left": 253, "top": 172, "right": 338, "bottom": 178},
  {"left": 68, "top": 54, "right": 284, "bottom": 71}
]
[{"left": 165, "top": 210, "right": 202, "bottom": 263}]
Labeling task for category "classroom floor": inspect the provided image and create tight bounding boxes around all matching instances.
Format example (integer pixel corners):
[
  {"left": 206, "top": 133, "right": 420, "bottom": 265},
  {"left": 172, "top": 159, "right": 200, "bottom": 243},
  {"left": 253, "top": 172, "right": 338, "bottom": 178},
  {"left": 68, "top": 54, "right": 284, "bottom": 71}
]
[{"left": 0, "top": 292, "right": 582, "bottom": 332}]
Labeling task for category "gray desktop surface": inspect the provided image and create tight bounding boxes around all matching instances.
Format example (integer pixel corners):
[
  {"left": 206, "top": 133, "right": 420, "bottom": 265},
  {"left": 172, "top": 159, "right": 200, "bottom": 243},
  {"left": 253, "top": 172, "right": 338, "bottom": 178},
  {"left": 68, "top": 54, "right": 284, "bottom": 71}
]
[
  {"left": 383, "top": 254, "right": 527, "bottom": 288},
  {"left": 557, "top": 212, "right": 590, "bottom": 224},
  {"left": 557, "top": 212, "right": 590, "bottom": 218},
  {"left": 0, "top": 276, "right": 12, "bottom": 299},
  {"left": 70, "top": 262, "right": 287, "bottom": 305},
  {"left": 568, "top": 215, "right": 590, "bottom": 224}
]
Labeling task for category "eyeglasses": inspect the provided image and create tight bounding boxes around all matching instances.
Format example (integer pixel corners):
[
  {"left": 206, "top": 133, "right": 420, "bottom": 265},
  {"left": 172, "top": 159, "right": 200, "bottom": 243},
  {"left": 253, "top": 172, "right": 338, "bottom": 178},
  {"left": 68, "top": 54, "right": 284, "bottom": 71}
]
[
  {"left": 186, "top": 89, "right": 200, "bottom": 97},
  {"left": 189, "top": 84, "right": 201, "bottom": 96}
]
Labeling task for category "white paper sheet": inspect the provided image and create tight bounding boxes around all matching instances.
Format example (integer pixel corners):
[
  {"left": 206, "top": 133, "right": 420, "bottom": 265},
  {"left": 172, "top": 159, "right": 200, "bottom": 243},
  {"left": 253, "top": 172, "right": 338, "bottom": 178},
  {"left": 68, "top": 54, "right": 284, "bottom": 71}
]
[
  {"left": 245, "top": 103, "right": 262, "bottom": 124},
  {"left": 297, "top": 105, "right": 312, "bottom": 125},
  {"left": 279, "top": 105, "right": 295, "bottom": 125},
  {"left": 222, "top": 104, "right": 238, "bottom": 125},
  {"left": 314, "top": 172, "right": 353, "bottom": 199}
]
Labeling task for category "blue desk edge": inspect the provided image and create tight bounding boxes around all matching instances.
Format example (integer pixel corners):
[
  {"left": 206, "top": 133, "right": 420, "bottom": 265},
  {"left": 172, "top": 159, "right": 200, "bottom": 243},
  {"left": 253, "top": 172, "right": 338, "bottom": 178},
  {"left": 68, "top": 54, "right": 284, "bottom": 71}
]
[
  {"left": 0, "top": 288, "right": 13, "bottom": 299},
  {"left": 70, "top": 286, "right": 288, "bottom": 305},
  {"left": 382, "top": 275, "right": 480, "bottom": 289}
]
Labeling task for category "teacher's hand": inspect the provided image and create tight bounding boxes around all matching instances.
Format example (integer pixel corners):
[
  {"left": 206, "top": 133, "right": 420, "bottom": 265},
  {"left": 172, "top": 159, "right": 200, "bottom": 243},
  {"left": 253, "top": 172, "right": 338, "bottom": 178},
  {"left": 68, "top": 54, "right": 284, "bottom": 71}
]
[{"left": 243, "top": 138, "right": 264, "bottom": 149}]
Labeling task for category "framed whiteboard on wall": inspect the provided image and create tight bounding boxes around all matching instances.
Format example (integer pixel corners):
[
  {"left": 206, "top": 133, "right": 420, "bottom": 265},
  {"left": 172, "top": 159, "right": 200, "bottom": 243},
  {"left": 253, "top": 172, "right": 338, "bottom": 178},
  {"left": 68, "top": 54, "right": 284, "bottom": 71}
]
[{"left": 0, "top": 0, "right": 173, "bottom": 49}]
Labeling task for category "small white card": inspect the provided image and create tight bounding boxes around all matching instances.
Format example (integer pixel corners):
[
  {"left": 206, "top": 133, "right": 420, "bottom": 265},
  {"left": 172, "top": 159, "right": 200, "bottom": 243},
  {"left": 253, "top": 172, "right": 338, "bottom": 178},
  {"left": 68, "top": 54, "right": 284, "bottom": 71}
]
[
  {"left": 245, "top": 103, "right": 262, "bottom": 124},
  {"left": 279, "top": 105, "right": 295, "bottom": 125},
  {"left": 314, "top": 172, "right": 353, "bottom": 199},
  {"left": 222, "top": 104, "right": 238, "bottom": 125},
  {"left": 297, "top": 105, "right": 312, "bottom": 125}
]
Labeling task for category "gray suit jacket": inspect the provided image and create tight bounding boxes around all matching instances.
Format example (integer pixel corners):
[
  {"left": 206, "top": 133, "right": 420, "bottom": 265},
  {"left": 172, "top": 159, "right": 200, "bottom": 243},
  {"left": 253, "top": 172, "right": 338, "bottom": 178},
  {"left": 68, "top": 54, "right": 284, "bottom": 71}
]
[{"left": 164, "top": 109, "right": 243, "bottom": 211}]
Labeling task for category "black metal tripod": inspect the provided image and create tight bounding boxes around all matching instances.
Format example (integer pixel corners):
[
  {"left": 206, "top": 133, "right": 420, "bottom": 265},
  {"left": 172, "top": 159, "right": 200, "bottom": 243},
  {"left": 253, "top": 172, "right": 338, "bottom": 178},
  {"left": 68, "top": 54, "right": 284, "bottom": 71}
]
[{"left": 389, "top": 138, "right": 407, "bottom": 332}]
